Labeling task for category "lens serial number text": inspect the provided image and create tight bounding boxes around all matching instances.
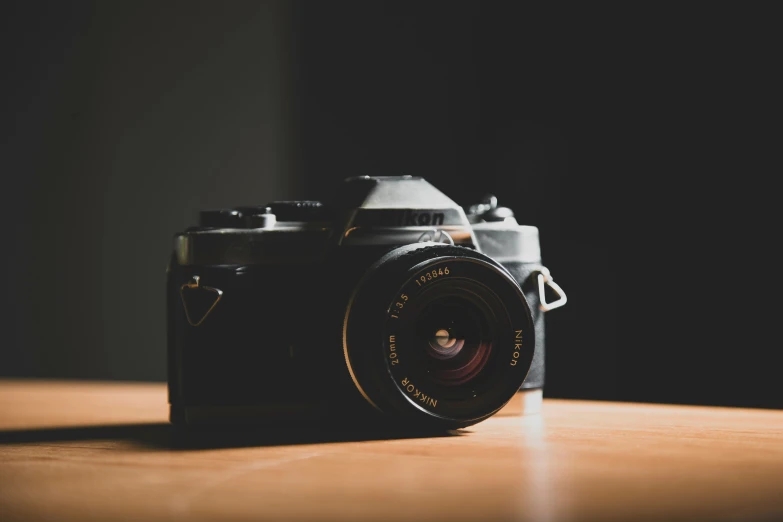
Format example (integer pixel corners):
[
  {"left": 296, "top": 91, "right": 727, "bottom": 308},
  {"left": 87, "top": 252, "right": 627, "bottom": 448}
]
[{"left": 415, "top": 266, "right": 450, "bottom": 287}]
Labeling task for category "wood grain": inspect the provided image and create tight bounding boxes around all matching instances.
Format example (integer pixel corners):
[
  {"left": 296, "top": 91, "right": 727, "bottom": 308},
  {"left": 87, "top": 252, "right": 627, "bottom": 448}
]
[{"left": 1, "top": 380, "right": 782, "bottom": 522}]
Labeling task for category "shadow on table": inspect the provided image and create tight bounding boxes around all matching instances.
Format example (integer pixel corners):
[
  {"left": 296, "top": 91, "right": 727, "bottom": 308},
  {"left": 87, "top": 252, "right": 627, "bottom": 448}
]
[{"left": 0, "top": 422, "right": 462, "bottom": 450}]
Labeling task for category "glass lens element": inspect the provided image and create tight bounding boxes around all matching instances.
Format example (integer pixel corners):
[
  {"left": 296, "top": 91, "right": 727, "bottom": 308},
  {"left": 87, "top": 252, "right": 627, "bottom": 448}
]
[{"left": 415, "top": 296, "right": 494, "bottom": 387}]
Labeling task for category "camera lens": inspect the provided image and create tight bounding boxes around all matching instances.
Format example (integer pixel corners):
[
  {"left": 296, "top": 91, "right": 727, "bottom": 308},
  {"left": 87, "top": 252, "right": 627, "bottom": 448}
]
[
  {"left": 415, "top": 293, "right": 495, "bottom": 387},
  {"left": 343, "top": 244, "right": 535, "bottom": 429}
]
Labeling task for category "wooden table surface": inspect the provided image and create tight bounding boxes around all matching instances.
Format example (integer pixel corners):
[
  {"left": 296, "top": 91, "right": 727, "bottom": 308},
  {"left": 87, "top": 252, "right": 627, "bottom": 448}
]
[{"left": 1, "top": 380, "right": 782, "bottom": 522}]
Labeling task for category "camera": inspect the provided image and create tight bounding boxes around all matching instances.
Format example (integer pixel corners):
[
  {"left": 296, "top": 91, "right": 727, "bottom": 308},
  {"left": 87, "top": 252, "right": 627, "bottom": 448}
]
[{"left": 167, "top": 176, "right": 566, "bottom": 430}]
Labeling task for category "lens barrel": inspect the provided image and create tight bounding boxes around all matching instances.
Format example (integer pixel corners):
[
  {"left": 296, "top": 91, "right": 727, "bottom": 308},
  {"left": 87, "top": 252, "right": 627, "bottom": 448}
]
[{"left": 343, "top": 244, "right": 535, "bottom": 429}]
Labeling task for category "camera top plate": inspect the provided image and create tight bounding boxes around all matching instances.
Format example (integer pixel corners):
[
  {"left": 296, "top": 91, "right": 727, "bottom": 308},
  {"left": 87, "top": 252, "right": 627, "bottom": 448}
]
[{"left": 173, "top": 176, "right": 541, "bottom": 266}]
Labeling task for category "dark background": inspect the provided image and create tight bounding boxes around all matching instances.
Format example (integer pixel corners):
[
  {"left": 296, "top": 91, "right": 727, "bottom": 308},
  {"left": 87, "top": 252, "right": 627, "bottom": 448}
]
[{"left": 2, "top": 1, "right": 779, "bottom": 408}]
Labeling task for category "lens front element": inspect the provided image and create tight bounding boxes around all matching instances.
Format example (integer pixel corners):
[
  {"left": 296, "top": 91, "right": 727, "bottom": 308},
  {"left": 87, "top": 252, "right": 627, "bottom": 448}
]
[{"left": 416, "top": 294, "right": 495, "bottom": 387}]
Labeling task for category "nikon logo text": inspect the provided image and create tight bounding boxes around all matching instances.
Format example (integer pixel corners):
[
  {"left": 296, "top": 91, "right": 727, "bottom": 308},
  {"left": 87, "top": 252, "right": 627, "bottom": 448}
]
[
  {"left": 400, "top": 210, "right": 444, "bottom": 226},
  {"left": 510, "top": 329, "right": 523, "bottom": 366}
]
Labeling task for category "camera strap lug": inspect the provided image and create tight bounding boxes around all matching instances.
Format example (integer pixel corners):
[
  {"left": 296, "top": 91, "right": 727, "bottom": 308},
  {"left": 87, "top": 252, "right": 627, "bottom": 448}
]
[
  {"left": 533, "top": 267, "right": 567, "bottom": 312},
  {"left": 180, "top": 275, "right": 224, "bottom": 327}
]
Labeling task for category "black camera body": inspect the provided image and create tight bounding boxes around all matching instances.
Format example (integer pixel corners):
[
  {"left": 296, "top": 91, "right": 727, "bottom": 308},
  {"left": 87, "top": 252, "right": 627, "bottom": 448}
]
[{"left": 167, "top": 176, "right": 565, "bottom": 429}]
